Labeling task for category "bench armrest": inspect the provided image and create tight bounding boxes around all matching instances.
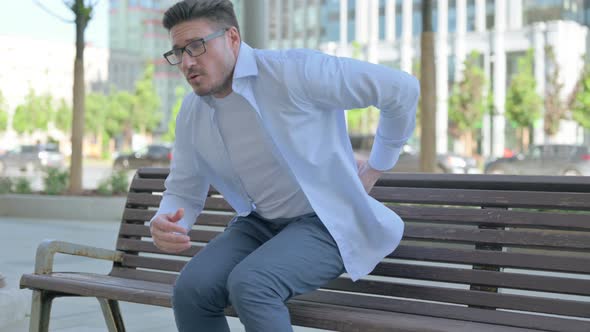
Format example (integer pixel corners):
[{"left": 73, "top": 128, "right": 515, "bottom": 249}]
[{"left": 34, "top": 239, "right": 124, "bottom": 274}]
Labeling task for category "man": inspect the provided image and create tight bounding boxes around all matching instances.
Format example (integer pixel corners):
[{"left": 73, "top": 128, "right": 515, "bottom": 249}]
[{"left": 150, "top": 1, "right": 419, "bottom": 331}]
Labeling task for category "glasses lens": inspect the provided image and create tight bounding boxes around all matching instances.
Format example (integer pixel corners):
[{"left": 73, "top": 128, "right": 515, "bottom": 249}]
[
  {"left": 165, "top": 52, "right": 180, "bottom": 65},
  {"left": 186, "top": 40, "right": 206, "bottom": 57}
]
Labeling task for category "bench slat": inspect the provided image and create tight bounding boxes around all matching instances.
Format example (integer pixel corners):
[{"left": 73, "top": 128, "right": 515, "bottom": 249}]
[
  {"left": 122, "top": 208, "right": 234, "bottom": 227},
  {"left": 120, "top": 254, "right": 590, "bottom": 296},
  {"left": 115, "top": 237, "right": 590, "bottom": 275},
  {"left": 324, "top": 278, "right": 590, "bottom": 318},
  {"left": 110, "top": 267, "right": 178, "bottom": 284},
  {"left": 392, "top": 205, "right": 590, "bottom": 230},
  {"left": 296, "top": 291, "right": 590, "bottom": 332},
  {"left": 372, "top": 261, "right": 590, "bottom": 295},
  {"left": 371, "top": 187, "right": 590, "bottom": 210},
  {"left": 125, "top": 192, "right": 162, "bottom": 208},
  {"left": 404, "top": 224, "right": 590, "bottom": 250},
  {"left": 122, "top": 254, "right": 186, "bottom": 272},
  {"left": 119, "top": 224, "right": 220, "bottom": 243},
  {"left": 116, "top": 238, "right": 203, "bottom": 257},
  {"left": 119, "top": 221, "right": 590, "bottom": 252},
  {"left": 125, "top": 192, "right": 233, "bottom": 212},
  {"left": 377, "top": 172, "right": 590, "bottom": 193},
  {"left": 130, "top": 178, "right": 166, "bottom": 192},
  {"left": 391, "top": 245, "right": 590, "bottom": 274},
  {"left": 122, "top": 205, "right": 590, "bottom": 231}
]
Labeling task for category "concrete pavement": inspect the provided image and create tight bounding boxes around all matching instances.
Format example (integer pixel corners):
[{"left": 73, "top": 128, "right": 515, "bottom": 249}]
[{"left": 0, "top": 217, "right": 329, "bottom": 331}]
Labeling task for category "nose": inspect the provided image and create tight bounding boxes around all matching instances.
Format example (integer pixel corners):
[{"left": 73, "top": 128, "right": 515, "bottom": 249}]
[{"left": 180, "top": 51, "right": 198, "bottom": 70}]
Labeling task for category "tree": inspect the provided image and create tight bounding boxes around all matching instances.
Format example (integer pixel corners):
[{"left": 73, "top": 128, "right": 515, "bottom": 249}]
[
  {"left": 13, "top": 89, "right": 54, "bottom": 134},
  {"left": 505, "top": 49, "right": 542, "bottom": 151},
  {"left": 419, "top": 0, "right": 437, "bottom": 172},
  {"left": 54, "top": 99, "right": 72, "bottom": 134},
  {"left": 84, "top": 90, "right": 134, "bottom": 158},
  {"left": 572, "top": 65, "right": 590, "bottom": 130},
  {"left": 132, "top": 64, "right": 161, "bottom": 134},
  {"left": 544, "top": 46, "right": 567, "bottom": 138},
  {"left": 448, "top": 51, "right": 487, "bottom": 156},
  {"left": 121, "top": 64, "right": 162, "bottom": 149},
  {"left": 68, "top": 0, "right": 96, "bottom": 193},
  {"left": 0, "top": 91, "right": 7, "bottom": 132},
  {"left": 35, "top": 0, "right": 97, "bottom": 192},
  {"left": 163, "top": 86, "right": 186, "bottom": 142}
]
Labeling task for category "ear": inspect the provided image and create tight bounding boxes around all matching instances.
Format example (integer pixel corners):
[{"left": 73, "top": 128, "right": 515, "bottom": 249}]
[{"left": 227, "top": 26, "right": 241, "bottom": 48}]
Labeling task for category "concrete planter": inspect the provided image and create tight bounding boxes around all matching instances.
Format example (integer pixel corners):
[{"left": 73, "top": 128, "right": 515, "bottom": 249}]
[{"left": 0, "top": 194, "right": 127, "bottom": 221}]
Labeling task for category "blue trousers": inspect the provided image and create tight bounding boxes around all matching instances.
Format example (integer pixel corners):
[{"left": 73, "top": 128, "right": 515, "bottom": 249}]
[{"left": 172, "top": 212, "right": 345, "bottom": 332}]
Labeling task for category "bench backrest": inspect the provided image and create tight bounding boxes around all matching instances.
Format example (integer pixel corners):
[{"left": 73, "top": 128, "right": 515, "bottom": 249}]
[{"left": 113, "top": 168, "right": 590, "bottom": 332}]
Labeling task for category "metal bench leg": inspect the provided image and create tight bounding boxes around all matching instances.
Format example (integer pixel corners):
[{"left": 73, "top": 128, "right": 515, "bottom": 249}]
[
  {"left": 98, "top": 298, "right": 126, "bottom": 332},
  {"left": 29, "top": 290, "right": 54, "bottom": 332}
]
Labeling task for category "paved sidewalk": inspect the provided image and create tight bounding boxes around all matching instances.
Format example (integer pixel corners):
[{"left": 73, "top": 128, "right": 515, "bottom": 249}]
[{"left": 0, "top": 217, "right": 328, "bottom": 331}]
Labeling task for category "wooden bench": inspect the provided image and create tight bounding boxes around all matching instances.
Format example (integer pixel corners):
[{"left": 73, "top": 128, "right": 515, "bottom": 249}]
[{"left": 20, "top": 168, "right": 590, "bottom": 332}]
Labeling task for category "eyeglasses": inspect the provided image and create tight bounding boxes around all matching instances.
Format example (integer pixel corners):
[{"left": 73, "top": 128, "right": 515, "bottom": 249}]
[{"left": 163, "top": 28, "right": 228, "bottom": 65}]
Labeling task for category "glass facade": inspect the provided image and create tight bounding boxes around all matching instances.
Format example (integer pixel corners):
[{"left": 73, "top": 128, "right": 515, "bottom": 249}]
[{"left": 109, "top": 0, "right": 181, "bottom": 133}]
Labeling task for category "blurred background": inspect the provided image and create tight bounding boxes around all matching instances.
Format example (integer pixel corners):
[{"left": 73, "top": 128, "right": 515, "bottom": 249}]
[{"left": 0, "top": 0, "right": 589, "bottom": 195}]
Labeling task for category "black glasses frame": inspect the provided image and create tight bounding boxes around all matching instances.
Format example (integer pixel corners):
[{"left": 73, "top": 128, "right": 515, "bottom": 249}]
[{"left": 163, "top": 28, "right": 228, "bottom": 65}]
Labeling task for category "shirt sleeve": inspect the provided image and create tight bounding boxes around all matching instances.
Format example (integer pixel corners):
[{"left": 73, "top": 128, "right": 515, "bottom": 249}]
[
  {"left": 291, "top": 51, "right": 420, "bottom": 171},
  {"left": 150, "top": 94, "right": 209, "bottom": 231}
]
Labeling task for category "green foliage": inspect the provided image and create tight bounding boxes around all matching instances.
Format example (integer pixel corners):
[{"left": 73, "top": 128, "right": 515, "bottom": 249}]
[
  {"left": 44, "top": 167, "right": 69, "bottom": 195},
  {"left": 96, "top": 171, "right": 129, "bottom": 195},
  {"left": 0, "top": 177, "right": 12, "bottom": 194},
  {"left": 110, "top": 171, "right": 129, "bottom": 194},
  {"left": 65, "top": 0, "right": 94, "bottom": 30},
  {"left": 346, "top": 107, "right": 379, "bottom": 135},
  {"left": 449, "top": 51, "right": 487, "bottom": 137},
  {"left": 572, "top": 65, "right": 590, "bottom": 130},
  {"left": 106, "top": 90, "right": 134, "bottom": 137},
  {"left": 85, "top": 92, "right": 109, "bottom": 136},
  {"left": 505, "top": 49, "right": 543, "bottom": 129},
  {"left": 13, "top": 89, "right": 55, "bottom": 134},
  {"left": 14, "top": 177, "right": 32, "bottom": 194},
  {"left": 544, "top": 46, "right": 566, "bottom": 136},
  {"left": 132, "top": 64, "right": 162, "bottom": 133},
  {"left": 345, "top": 41, "right": 378, "bottom": 135},
  {"left": 96, "top": 181, "right": 111, "bottom": 195},
  {"left": 0, "top": 91, "right": 7, "bottom": 132},
  {"left": 55, "top": 99, "right": 72, "bottom": 133},
  {"left": 163, "top": 86, "right": 186, "bottom": 142}
]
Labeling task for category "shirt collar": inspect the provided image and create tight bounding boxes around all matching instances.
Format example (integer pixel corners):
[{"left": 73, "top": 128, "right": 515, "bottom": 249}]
[
  {"left": 233, "top": 42, "right": 258, "bottom": 80},
  {"left": 202, "top": 42, "right": 257, "bottom": 108}
]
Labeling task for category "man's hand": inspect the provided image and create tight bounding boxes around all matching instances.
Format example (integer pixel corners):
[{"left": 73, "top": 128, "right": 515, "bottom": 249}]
[
  {"left": 150, "top": 208, "right": 191, "bottom": 253},
  {"left": 356, "top": 160, "right": 383, "bottom": 193}
]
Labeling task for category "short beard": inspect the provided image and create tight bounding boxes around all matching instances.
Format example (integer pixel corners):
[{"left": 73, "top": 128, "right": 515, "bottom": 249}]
[{"left": 210, "top": 74, "right": 233, "bottom": 97}]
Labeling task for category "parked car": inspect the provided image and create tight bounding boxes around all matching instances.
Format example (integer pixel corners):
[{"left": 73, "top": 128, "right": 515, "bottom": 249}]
[
  {"left": 484, "top": 144, "right": 590, "bottom": 176},
  {"left": 392, "top": 145, "right": 480, "bottom": 174},
  {"left": 113, "top": 144, "right": 173, "bottom": 170},
  {"left": 0, "top": 143, "right": 65, "bottom": 174},
  {"left": 354, "top": 145, "right": 480, "bottom": 174}
]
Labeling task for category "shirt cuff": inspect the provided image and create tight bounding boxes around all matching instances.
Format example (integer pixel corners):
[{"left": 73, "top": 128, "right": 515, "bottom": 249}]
[
  {"left": 368, "top": 136, "right": 403, "bottom": 171},
  {"left": 150, "top": 194, "right": 198, "bottom": 231}
]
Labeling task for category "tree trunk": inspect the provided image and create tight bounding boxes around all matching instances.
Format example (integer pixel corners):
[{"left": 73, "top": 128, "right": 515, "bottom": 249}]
[
  {"left": 522, "top": 126, "right": 530, "bottom": 151},
  {"left": 420, "top": 0, "right": 437, "bottom": 172},
  {"left": 69, "top": 0, "right": 87, "bottom": 194}
]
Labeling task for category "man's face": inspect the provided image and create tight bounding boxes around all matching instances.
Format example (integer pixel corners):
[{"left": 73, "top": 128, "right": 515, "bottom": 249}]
[{"left": 170, "top": 19, "right": 240, "bottom": 98}]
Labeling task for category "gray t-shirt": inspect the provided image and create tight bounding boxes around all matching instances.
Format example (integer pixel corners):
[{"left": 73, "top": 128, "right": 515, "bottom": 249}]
[{"left": 213, "top": 92, "right": 313, "bottom": 219}]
